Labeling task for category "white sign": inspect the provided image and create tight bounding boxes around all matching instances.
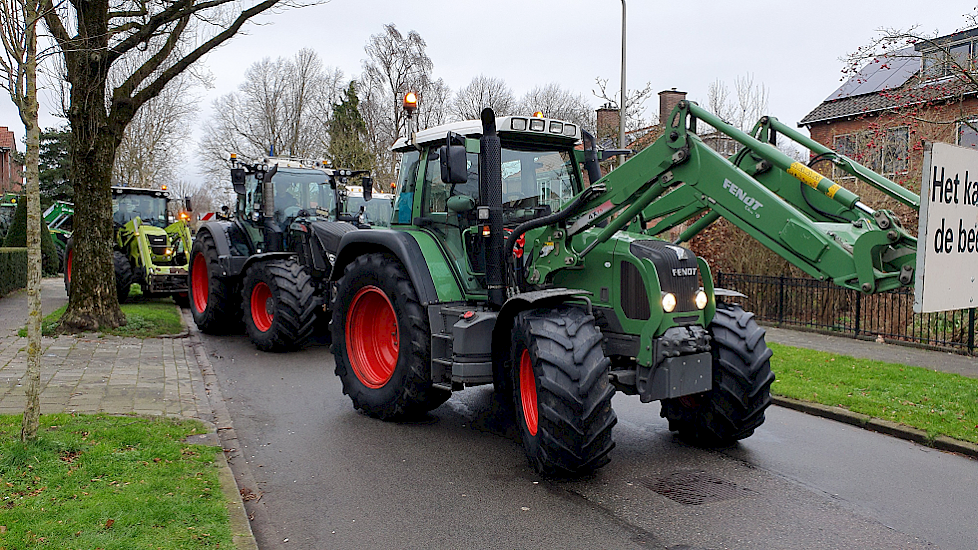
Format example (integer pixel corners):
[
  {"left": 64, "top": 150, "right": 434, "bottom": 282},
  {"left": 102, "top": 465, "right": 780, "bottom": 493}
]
[{"left": 914, "top": 142, "right": 978, "bottom": 313}]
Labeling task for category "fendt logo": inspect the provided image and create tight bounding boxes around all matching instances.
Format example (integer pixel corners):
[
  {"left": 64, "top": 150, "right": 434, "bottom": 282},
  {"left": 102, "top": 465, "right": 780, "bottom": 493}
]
[
  {"left": 671, "top": 267, "right": 697, "bottom": 277},
  {"left": 723, "top": 179, "right": 764, "bottom": 219}
]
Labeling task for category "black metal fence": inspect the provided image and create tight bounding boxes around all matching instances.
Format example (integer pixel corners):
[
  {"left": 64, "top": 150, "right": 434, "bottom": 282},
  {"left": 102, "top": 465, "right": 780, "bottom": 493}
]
[{"left": 715, "top": 272, "right": 977, "bottom": 356}]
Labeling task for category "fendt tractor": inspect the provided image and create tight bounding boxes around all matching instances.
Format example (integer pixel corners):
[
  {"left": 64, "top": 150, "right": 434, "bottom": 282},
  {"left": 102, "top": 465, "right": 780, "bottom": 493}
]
[
  {"left": 64, "top": 186, "right": 193, "bottom": 305},
  {"left": 327, "top": 103, "right": 919, "bottom": 476},
  {"left": 188, "top": 156, "right": 376, "bottom": 352}
]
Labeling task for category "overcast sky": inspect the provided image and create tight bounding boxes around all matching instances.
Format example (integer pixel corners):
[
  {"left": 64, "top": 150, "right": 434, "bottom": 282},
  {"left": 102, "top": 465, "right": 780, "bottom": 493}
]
[{"left": 0, "top": 0, "right": 972, "bottom": 181}]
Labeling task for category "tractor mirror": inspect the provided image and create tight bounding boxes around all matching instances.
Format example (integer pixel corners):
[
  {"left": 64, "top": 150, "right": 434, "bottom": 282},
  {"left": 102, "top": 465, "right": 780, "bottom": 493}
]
[
  {"left": 231, "top": 168, "right": 246, "bottom": 194},
  {"left": 439, "top": 145, "right": 468, "bottom": 184},
  {"left": 361, "top": 177, "right": 373, "bottom": 202},
  {"left": 184, "top": 196, "right": 193, "bottom": 212}
]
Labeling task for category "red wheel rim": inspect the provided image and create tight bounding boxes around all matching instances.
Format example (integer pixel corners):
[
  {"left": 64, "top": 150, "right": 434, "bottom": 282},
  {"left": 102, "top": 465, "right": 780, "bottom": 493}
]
[
  {"left": 346, "top": 286, "right": 398, "bottom": 389},
  {"left": 250, "top": 282, "right": 274, "bottom": 332},
  {"left": 520, "top": 349, "right": 538, "bottom": 436},
  {"left": 191, "top": 253, "right": 208, "bottom": 314},
  {"left": 66, "top": 250, "right": 72, "bottom": 284}
]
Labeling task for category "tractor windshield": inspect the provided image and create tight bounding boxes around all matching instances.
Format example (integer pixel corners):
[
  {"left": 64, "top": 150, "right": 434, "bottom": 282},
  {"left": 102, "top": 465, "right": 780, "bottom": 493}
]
[
  {"left": 346, "top": 195, "right": 392, "bottom": 227},
  {"left": 113, "top": 194, "right": 168, "bottom": 228},
  {"left": 422, "top": 143, "right": 580, "bottom": 225},
  {"left": 271, "top": 168, "right": 335, "bottom": 225}
]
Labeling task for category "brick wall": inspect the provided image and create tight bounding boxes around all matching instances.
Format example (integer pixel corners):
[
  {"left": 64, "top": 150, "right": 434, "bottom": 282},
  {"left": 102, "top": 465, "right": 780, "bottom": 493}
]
[{"left": 0, "top": 126, "right": 22, "bottom": 194}]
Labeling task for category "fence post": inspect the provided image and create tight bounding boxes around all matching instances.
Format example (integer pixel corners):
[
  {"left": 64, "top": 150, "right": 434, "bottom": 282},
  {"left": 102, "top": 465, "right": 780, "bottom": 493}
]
[
  {"left": 778, "top": 275, "right": 785, "bottom": 325},
  {"left": 854, "top": 291, "right": 861, "bottom": 337},
  {"left": 969, "top": 308, "right": 975, "bottom": 355}
]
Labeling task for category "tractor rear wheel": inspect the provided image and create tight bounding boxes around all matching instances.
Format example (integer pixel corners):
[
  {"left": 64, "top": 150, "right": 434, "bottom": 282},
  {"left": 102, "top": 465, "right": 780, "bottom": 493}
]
[
  {"left": 114, "top": 251, "right": 133, "bottom": 304},
  {"left": 332, "top": 253, "right": 449, "bottom": 419},
  {"left": 511, "top": 305, "right": 617, "bottom": 477},
  {"left": 189, "top": 231, "right": 239, "bottom": 334},
  {"left": 241, "top": 259, "right": 317, "bottom": 352},
  {"left": 63, "top": 238, "right": 73, "bottom": 296},
  {"left": 660, "top": 302, "right": 774, "bottom": 446}
]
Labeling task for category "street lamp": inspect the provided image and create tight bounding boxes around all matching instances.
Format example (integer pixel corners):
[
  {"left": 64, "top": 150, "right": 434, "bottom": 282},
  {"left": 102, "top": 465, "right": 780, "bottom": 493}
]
[{"left": 619, "top": 0, "right": 627, "bottom": 168}]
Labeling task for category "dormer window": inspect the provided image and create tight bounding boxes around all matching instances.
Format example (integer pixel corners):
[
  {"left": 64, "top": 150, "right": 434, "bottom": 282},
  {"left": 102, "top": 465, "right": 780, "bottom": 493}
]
[{"left": 921, "top": 39, "right": 974, "bottom": 80}]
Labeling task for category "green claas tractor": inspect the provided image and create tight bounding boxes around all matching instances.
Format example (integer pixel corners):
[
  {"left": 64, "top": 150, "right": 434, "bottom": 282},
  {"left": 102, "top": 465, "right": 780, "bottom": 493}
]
[
  {"left": 189, "top": 156, "right": 375, "bottom": 351},
  {"left": 327, "top": 104, "right": 919, "bottom": 476},
  {"left": 64, "top": 186, "right": 192, "bottom": 305}
]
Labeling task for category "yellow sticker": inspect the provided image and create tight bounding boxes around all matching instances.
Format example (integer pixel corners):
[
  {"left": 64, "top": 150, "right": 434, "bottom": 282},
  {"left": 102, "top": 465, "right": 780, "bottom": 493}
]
[
  {"left": 826, "top": 184, "right": 841, "bottom": 199},
  {"left": 787, "top": 162, "right": 823, "bottom": 189}
]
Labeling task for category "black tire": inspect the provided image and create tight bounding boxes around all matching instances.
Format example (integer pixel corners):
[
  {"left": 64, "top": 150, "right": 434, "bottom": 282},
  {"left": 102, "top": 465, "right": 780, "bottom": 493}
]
[
  {"left": 241, "top": 258, "right": 317, "bottom": 352},
  {"left": 511, "top": 305, "right": 617, "bottom": 477},
  {"left": 114, "top": 251, "right": 133, "bottom": 304},
  {"left": 660, "top": 302, "right": 775, "bottom": 446},
  {"left": 189, "top": 230, "right": 240, "bottom": 334},
  {"left": 331, "top": 253, "right": 449, "bottom": 419},
  {"left": 63, "top": 238, "right": 73, "bottom": 296}
]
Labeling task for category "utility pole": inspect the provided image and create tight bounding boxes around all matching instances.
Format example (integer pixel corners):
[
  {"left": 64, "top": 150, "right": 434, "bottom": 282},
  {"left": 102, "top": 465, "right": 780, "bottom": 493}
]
[{"left": 618, "top": 0, "right": 627, "bottom": 169}]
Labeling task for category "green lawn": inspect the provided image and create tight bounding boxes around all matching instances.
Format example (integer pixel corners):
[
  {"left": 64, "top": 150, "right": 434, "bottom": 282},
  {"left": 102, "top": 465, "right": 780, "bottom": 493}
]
[
  {"left": 770, "top": 343, "right": 978, "bottom": 444},
  {"left": 22, "top": 287, "right": 184, "bottom": 338},
  {"left": 0, "top": 414, "right": 232, "bottom": 549}
]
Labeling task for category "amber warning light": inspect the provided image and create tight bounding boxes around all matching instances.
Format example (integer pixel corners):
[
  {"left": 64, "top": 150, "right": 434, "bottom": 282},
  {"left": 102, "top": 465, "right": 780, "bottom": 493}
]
[{"left": 403, "top": 92, "right": 418, "bottom": 115}]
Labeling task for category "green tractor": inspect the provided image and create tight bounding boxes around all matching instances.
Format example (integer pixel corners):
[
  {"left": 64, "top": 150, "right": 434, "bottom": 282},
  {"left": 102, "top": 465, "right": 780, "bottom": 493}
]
[
  {"left": 64, "top": 186, "right": 192, "bottom": 305},
  {"left": 327, "top": 104, "right": 919, "bottom": 476},
  {"left": 0, "top": 192, "right": 18, "bottom": 241},
  {"left": 43, "top": 200, "right": 74, "bottom": 269}
]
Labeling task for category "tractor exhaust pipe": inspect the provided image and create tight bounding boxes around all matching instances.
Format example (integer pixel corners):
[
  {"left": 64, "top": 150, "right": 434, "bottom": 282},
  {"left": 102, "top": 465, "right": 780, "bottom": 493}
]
[{"left": 480, "top": 108, "right": 505, "bottom": 308}]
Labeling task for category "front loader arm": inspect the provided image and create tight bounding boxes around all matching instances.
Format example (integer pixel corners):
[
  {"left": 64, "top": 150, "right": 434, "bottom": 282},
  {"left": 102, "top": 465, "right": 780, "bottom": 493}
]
[{"left": 530, "top": 100, "right": 918, "bottom": 294}]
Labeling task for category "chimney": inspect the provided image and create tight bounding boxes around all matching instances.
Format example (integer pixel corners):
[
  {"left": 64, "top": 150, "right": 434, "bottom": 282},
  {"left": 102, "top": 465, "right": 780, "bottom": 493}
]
[
  {"left": 658, "top": 88, "right": 686, "bottom": 130},
  {"left": 595, "top": 103, "right": 620, "bottom": 142}
]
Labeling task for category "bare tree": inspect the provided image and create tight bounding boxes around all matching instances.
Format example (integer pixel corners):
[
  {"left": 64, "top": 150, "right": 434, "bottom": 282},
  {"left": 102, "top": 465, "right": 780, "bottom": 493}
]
[
  {"left": 519, "top": 83, "right": 596, "bottom": 134},
  {"left": 41, "top": 0, "right": 318, "bottom": 331},
  {"left": 705, "top": 74, "right": 769, "bottom": 132},
  {"left": 113, "top": 71, "right": 199, "bottom": 187},
  {"left": 452, "top": 75, "right": 516, "bottom": 120},
  {"left": 198, "top": 49, "right": 340, "bottom": 178},
  {"left": 359, "top": 23, "right": 435, "bottom": 181},
  {"left": 593, "top": 77, "right": 654, "bottom": 134},
  {"left": 0, "top": 0, "right": 44, "bottom": 440},
  {"left": 414, "top": 76, "right": 452, "bottom": 129}
]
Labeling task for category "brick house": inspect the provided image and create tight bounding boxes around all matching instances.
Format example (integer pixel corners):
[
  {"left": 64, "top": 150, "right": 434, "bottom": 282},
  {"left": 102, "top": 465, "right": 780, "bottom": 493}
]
[
  {"left": 799, "top": 27, "right": 978, "bottom": 198},
  {"left": 0, "top": 126, "right": 23, "bottom": 194}
]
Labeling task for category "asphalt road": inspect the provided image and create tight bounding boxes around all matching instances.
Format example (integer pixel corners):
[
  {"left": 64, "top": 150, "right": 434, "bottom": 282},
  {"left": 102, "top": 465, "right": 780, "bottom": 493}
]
[{"left": 200, "top": 332, "right": 977, "bottom": 550}]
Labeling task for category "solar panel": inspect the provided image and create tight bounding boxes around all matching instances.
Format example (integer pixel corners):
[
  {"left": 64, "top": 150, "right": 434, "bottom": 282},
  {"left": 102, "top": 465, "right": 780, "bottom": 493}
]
[{"left": 826, "top": 47, "right": 919, "bottom": 101}]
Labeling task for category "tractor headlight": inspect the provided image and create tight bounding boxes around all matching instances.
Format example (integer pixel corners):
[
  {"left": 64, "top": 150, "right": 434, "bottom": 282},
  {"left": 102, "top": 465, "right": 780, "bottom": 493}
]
[
  {"left": 165, "top": 248, "right": 173, "bottom": 256},
  {"left": 661, "top": 292, "right": 677, "bottom": 313},
  {"left": 695, "top": 290, "right": 708, "bottom": 310}
]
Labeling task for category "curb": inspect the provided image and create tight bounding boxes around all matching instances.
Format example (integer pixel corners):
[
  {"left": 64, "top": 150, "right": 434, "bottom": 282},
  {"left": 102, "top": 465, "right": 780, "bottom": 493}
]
[
  {"left": 772, "top": 396, "right": 978, "bottom": 460},
  {"left": 182, "top": 310, "right": 262, "bottom": 550}
]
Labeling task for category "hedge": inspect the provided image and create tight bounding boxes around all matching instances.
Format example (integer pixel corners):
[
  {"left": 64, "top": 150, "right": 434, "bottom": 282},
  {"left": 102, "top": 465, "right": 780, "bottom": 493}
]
[
  {"left": 0, "top": 247, "right": 28, "bottom": 297},
  {"left": 2, "top": 197, "right": 60, "bottom": 275}
]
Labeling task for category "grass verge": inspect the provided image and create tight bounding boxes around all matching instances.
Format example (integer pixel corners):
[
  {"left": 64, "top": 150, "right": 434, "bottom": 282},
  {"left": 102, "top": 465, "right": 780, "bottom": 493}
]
[
  {"left": 770, "top": 342, "right": 978, "bottom": 444},
  {"left": 0, "top": 413, "right": 232, "bottom": 549},
  {"left": 21, "top": 287, "right": 184, "bottom": 338}
]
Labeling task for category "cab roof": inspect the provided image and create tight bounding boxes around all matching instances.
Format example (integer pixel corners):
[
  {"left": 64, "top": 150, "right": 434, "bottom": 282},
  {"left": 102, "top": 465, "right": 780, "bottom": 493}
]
[
  {"left": 392, "top": 115, "right": 582, "bottom": 152},
  {"left": 111, "top": 186, "right": 169, "bottom": 198}
]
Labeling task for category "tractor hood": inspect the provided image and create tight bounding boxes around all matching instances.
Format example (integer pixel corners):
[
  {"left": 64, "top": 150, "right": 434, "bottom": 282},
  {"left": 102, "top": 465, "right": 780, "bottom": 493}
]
[{"left": 309, "top": 220, "right": 357, "bottom": 258}]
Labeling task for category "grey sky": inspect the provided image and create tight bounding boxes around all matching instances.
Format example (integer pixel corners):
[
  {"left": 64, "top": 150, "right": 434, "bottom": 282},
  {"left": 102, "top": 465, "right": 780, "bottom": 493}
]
[{"left": 0, "top": 0, "right": 971, "bottom": 177}]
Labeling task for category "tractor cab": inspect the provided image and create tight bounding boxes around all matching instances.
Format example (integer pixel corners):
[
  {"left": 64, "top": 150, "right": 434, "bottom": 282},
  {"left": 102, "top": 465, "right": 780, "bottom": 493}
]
[
  {"left": 112, "top": 188, "right": 169, "bottom": 228},
  {"left": 391, "top": 115, "right": 584, "bottom": 295}
]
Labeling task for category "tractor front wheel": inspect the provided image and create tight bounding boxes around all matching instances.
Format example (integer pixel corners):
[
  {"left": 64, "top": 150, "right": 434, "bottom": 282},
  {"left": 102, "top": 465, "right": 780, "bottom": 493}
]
[
  {"left": 189, "top": 231, "right": 239, "bottom": 334},
  {"left": 331, "top": 253, "right": 449, "bottom": 419},
  {"left": 660, "top": 302, "right": 775, "bottom": 446},
  {"left": 241, "top": 259, "right": 317, "bottom": 352},
  {"left": 113, "top": 251, "right": 133, "bottom": 304},
  {"left": 511, "top": 305, "right": 617, "bottom": 477}
]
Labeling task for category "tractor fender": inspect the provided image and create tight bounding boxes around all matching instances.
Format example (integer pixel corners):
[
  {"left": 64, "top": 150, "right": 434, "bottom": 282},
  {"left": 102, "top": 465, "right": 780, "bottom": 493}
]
[
  {"left": 239, "top": 252, "right": 296, "bottom": 275},
  {"left": 490, "top": 288, "right": 595, "bottom": 372},
  {"left": 331, "top": 229, "right": 438, "bottom": 306},
  {"left": 195, "top": 221, "right": 256, "bottom": 279}
]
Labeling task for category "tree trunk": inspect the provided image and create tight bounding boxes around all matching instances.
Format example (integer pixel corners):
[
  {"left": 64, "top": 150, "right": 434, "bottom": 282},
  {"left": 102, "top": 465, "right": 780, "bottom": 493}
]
[
  {"left": 19, "top": 0, "right": 41, "bottom": 442},
  {"left": 57, "top": 0, "right": 126, "bottom": 331}
]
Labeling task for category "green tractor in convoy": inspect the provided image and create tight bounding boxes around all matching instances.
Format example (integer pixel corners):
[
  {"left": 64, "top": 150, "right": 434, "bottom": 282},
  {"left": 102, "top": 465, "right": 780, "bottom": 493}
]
[
  {"left": 64, "top": 186, "right": 192, "bottom": 305},
  {"left": 0, "top": 192, "right": 18, "bottom": 240},
  {"left": 326, "top": 103, "right": 919, "bottom": 476},
  {"left": 188, "top": 156, "right": 377, "bottom": 351},
  {"left": 43, "top": 200, "right": 74, "bottom": 268}
]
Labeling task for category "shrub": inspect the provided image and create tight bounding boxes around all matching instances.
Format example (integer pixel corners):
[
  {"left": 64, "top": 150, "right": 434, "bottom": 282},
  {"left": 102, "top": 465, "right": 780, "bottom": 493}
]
[
  {"left": 0, "top": 247, "right": 28, "bottom": 296},
  {"left": 2, "top": 197, "right": 60, "bottom": 275}
]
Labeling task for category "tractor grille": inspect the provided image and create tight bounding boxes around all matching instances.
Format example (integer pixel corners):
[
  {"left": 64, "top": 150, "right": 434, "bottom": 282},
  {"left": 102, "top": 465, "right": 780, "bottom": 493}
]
[
  {"left": 147, "top": 234, "right": 167, "bottom": 255},
  {"left": 629, "top": 240, "right": 699, "bottom": 313}
]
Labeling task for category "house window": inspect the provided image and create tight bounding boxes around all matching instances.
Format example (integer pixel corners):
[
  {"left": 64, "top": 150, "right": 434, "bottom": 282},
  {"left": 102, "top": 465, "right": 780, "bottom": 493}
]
[
  {"left": 882, "top": 127, "right": 909, "bottom": 174},
  {"left": 921, "top": 39, "right": 975, "bottom": 80},
  {"left": 958, "top": 121, "right": 978, "bottom": 149},
  {"left": 833, "top": 127, "right": 908, "bottom": 178}
]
